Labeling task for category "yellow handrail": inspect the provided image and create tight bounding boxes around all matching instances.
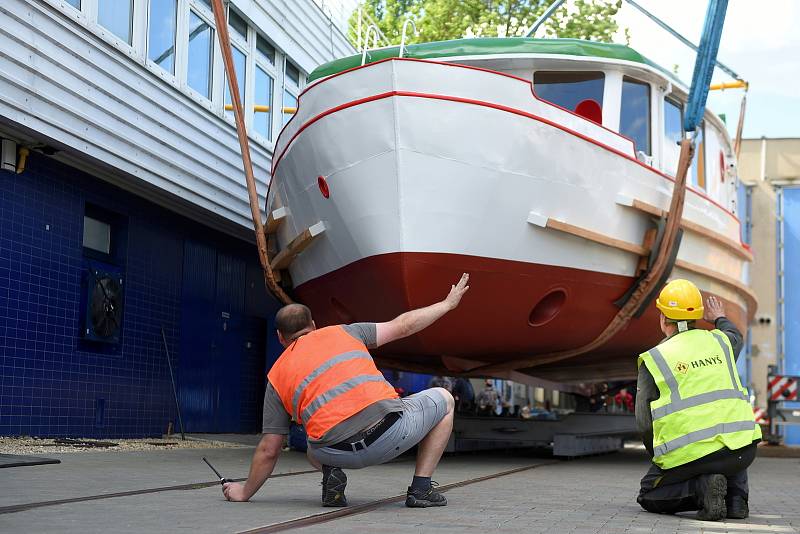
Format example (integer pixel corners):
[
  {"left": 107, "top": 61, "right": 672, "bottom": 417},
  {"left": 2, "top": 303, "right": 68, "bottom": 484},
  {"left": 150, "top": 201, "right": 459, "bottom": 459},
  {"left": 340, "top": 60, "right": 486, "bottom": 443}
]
[
  {"left": 224, "top": 104, "right": 297, "bottom": 113},
  {"left": 709, "top": 80, "right": 748, "bottom": 91}
]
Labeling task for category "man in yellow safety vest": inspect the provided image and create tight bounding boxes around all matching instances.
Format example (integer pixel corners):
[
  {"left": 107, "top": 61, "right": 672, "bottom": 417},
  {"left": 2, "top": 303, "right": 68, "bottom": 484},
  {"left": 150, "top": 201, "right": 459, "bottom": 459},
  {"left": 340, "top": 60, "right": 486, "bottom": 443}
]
[{"left": 636, "top": 279, "right": 761, "bottom": 521}]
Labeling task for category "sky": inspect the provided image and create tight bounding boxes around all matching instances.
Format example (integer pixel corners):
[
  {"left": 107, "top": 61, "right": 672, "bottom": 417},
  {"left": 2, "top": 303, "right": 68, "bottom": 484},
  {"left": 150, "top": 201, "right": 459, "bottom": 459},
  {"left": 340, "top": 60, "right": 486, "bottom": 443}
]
[
  {"left": 321, "top": 0, "right": 799, "bottom": 139},
  {"left": 610, "top": 0, "right": 800, "bottom": 140}
]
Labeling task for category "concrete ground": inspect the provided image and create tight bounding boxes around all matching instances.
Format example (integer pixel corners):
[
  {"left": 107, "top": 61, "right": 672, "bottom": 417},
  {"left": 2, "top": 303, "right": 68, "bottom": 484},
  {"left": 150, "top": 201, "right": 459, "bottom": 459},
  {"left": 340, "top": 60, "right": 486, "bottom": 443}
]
[{"left": 1, "top": 439, "right": 797, "bottom": 533}]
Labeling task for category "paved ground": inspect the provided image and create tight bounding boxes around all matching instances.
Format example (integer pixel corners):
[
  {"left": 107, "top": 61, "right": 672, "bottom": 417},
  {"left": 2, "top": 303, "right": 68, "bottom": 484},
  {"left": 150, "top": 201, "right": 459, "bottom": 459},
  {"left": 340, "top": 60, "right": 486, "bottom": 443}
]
[{"left": 1, "top": 439, "right": 797, "bottom": 533}]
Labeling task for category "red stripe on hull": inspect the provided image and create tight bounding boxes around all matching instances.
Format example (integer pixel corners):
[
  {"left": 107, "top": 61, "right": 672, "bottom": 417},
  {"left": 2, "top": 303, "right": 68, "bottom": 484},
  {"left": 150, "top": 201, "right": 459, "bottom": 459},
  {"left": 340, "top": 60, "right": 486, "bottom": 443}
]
[{"left": 294, "top": 252, "right": 746, "bottom": 382}]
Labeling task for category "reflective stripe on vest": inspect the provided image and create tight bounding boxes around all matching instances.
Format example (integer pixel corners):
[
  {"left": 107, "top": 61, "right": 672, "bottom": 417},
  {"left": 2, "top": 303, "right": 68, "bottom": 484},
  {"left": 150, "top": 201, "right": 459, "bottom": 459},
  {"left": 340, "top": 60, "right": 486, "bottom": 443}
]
[
  {"left": 652, "top": 420, "right": 758, "bottom": 457},
  {"left": 302, "top": 374, "right": 389, "bottom": 422},
  {"left": 648, "top": 333, "right": 747, "bottom": 421},
  {"left": 291, "top": 350, "right": 373, "bottom": 419}
]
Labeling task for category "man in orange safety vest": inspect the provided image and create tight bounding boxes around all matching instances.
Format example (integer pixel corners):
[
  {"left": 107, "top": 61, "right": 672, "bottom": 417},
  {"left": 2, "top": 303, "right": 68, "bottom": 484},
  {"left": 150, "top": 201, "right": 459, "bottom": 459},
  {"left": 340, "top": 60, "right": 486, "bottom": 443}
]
[{"left": 222, "top": 274, "right": 470, "bottom": 508}]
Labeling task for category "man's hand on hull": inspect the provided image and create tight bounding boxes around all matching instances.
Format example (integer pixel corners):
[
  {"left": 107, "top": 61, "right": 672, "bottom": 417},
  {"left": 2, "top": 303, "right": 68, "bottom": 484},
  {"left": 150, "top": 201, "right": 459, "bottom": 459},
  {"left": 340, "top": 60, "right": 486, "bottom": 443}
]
[
  {"left": 444, "top": 273, "right": 470, "bottom": 311},
  {"left": 223, "top": 481, "right": 249, "bottom": 502},
  {"left": 704, "top": 295, "right": 725, "bottom": 323}
]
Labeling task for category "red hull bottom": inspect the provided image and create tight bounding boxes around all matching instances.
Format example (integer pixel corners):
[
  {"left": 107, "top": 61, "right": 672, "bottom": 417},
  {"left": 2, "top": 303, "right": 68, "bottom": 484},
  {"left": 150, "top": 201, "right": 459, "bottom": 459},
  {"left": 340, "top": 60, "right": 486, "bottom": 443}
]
[{"left": 294, "top": 252, "right": 746, "bottom": 383}]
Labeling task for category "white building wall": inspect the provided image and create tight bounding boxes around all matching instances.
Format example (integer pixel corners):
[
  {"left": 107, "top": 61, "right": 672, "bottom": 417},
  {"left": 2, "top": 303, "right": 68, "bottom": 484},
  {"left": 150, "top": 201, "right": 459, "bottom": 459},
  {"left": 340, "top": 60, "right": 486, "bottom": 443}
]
[{"left": 0, "top": 0, "right": 354, "bottom": 234}]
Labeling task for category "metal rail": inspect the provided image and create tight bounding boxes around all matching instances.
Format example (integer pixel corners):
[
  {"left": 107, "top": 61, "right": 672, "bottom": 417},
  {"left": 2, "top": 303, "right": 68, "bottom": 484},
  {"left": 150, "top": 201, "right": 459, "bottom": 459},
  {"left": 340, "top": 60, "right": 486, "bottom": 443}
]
[
  {"left": 0, "top": 470, "right": 318, "bottom": 515},
  {"left": 237, "top": 462, "right": 557, "bottom": 533}
]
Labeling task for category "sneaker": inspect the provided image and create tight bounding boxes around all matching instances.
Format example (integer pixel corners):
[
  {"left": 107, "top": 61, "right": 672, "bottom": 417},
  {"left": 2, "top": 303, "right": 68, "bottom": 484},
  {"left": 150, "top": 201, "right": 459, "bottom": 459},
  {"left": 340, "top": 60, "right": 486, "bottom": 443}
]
[
  {"left": 321, "top": 467, "right": 347, "bottom": 507},
  {"left": 405, "top": 481, "right": 447, "bottom": 508},
  {"left": 695, "top": 474, "right": 727, "bottom": 521},
  {"left": 727, "top": 495, "right": 749, "bottom": 519}
]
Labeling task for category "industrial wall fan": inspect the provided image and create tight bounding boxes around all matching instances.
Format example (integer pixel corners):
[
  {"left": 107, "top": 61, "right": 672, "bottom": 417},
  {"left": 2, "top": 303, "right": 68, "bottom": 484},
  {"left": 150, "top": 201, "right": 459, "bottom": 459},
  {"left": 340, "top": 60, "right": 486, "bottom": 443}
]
[{"left": 83, "top": 266, "right": 124, "bottom": 344}]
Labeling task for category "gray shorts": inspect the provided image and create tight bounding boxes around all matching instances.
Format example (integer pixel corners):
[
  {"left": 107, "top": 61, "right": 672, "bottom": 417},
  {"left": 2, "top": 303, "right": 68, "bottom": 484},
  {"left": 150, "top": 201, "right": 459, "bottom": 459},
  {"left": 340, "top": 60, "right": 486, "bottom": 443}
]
[{"left": 308, "top": 388, "right": 450, "bottom": 469}]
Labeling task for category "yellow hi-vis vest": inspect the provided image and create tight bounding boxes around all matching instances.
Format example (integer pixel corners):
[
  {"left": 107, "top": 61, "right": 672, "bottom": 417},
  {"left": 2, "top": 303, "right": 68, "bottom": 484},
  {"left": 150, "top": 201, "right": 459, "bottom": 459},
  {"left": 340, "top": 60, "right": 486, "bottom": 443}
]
[{"left": 638, "top": 329, "right": 761, "bottom": 470}]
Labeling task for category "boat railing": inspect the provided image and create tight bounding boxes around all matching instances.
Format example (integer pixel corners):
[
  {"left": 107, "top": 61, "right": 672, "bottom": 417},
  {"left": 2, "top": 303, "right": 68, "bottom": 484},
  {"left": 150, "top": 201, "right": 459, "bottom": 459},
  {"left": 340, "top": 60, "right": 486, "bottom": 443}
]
[
  {"left": 361, "top": 25, "right": 381, "bottom": 65},
  {"left": 399, "top": 19, "right": 418, "bottom": 58}
]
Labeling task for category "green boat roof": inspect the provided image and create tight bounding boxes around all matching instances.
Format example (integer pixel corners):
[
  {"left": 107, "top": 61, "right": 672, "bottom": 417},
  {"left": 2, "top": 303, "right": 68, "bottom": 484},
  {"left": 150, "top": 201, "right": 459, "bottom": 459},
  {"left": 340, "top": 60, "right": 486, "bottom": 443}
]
[{"left": 309, "top": 37, "right": 662, "bottom": 82}]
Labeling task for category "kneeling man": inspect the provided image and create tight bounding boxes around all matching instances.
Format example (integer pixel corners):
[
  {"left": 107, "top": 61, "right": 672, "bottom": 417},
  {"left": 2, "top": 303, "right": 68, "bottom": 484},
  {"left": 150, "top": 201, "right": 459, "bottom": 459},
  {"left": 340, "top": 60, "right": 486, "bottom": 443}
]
[{"left": 223, "top": 274, "right": 469, "bottom": 508}]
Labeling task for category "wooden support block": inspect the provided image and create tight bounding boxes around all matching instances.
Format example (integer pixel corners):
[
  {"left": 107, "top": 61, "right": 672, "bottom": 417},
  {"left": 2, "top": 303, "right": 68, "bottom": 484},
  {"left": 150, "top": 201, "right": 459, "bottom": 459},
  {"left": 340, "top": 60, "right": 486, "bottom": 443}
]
[
  {"left": 543, "top": 218, "right": 649, "bottom": 256},
  {"left": 636, "top": 227, "right": 658, "bottom": 275},
  {"left": 265, "top": 207, "right": 287, "bottom": 235},
  {"left": 270, "top": 221, "right": 326, "bottom": 271}
]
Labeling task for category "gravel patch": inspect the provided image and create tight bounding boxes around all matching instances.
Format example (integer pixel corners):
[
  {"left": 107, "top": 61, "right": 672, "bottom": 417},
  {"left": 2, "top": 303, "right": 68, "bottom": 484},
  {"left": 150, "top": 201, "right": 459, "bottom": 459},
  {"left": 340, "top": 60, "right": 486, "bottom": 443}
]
[{"left": 0, "top": 436, "right": 249, "bottom": 455}]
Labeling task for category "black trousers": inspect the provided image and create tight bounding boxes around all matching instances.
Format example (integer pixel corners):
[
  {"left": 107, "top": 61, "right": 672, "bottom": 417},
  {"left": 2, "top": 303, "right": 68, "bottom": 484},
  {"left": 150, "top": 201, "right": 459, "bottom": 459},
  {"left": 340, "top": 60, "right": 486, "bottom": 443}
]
[{"left": 637, "top": 442, "right": 757, "bottom": 514}]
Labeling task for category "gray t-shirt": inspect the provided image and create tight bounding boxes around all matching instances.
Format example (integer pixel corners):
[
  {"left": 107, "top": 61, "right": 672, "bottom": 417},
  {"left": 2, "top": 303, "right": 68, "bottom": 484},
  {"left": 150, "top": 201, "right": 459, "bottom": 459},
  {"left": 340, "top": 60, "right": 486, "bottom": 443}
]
[{"left": 261, "top": 323, "right": 404, "bottom": 447}]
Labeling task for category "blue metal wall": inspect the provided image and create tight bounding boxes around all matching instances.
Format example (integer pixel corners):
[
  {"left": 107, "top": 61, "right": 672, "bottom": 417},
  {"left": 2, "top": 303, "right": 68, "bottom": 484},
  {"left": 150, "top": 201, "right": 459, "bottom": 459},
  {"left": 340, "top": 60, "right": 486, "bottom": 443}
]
[
  {"left": 736, "top": 182, "right": 752, "bottom": 387},
  {"left": 0, "top": 153, "right": 279, "bottom": 438},
  {"left": 781, "top": 187, "right": 800, "bottom": 445}
]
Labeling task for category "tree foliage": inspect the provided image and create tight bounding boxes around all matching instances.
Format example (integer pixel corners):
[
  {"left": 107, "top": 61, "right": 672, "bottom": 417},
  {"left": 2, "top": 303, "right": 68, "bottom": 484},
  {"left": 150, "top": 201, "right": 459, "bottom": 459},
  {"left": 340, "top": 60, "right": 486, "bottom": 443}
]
[{"left": 350, "top": 0, "right": 622, "bottom": 46}]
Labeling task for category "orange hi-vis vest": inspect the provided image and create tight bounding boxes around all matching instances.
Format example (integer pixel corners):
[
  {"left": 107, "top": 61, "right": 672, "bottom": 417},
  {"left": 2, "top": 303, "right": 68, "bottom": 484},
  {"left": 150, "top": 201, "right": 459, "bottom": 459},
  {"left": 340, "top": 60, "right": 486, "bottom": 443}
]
[{"left": 268, "top": 325, "right": 399, "bottom": 440}]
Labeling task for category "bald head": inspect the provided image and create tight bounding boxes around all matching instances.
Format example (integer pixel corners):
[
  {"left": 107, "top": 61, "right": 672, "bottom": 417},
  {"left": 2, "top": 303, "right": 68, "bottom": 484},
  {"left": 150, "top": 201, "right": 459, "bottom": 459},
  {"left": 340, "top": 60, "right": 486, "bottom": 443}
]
[{"left": 275, "top": 304, "right": 315, "bottom": 342}]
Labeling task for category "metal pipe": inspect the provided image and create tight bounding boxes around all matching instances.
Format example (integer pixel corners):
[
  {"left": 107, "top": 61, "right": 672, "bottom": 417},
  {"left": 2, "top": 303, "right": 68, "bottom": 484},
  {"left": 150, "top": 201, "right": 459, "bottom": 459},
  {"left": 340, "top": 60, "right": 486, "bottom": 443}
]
[
  {"left": 224, "top": 104, "right": 296, "bottom": 113},
  {"left": 623, "top": 0, "right": 740, "bottom": 81},
  {"left": 16, "top": 146, "right": 29, "bottom": 174},
  {"left": 525, "top": 0, "right": 566, "bottom": 37},
  {"left": 709, "top": 80, "right": 748, "bottom": 91},
  {"left": 161, "top": 326, "right": 185, "bottom": 441},
  {"left": 210, "top": 0, "right": 292, "bottom": 305}
]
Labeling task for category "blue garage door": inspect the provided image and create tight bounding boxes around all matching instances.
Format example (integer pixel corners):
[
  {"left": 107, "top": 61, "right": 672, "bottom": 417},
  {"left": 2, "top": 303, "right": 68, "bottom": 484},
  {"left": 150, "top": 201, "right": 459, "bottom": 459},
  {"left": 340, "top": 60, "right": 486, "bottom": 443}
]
[{"left": 782, "top": 187, "right": 800, "bottom": 445}]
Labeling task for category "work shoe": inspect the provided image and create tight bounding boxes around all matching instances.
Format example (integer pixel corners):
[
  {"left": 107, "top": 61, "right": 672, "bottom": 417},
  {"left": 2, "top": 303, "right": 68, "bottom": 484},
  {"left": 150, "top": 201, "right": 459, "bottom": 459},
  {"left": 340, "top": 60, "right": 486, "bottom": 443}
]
[
  {"left": 321, "top": 467, "right": 347, "bottom": 507},
  {"left": 727, "top": 495, "right": 749, "bottom": 519},
  {"left": 695, "top": 474, "right": 727, "bottom": 521},
  {"left": 405, "top": 481, "right": 447, "bottom": 508}
]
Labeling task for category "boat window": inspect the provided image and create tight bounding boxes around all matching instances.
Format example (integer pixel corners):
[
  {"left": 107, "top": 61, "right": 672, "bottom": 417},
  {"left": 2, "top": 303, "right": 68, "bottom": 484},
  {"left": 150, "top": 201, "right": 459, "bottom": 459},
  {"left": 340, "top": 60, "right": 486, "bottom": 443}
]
[
  {"left": 620, "top": 77, "right": 651, "bottom": 156},
  {"left": 228, "top": 9, "right": 248, "bottom": 42},
  {"left": 690, "top": 121, "right": 706, "bottom": 189},
  {"left": 283, "top": 90, "right": 298, "bottom": 126},
  {"left": 663, "top": 98, "right": 683, "bottom": 176},
  {"left": 187, "top": 11, "right": 214, "bottom": 99},
  {"left": 148, "top": 0, "right": 178, "bottom": 74},
  {"left": 98, "top": 0, "right": 133, "bottom": 44},
  {"left": 224, "top": 45, "right": 248, "bottom": 118},
  {"left": 254, "top": 66, "right": 274, "bottom": 140},
  {"left": 533, "top": 71, "right": 604, "bottom": 117}
]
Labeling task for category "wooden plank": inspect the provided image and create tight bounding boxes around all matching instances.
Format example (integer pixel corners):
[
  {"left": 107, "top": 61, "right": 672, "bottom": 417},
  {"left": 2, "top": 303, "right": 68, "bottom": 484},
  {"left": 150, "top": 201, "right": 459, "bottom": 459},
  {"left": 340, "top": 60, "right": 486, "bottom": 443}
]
[
  {"left": 619, "top": 198, "right": 753, "bottom": 261},
  {"left": 674, "top": 259, "right": 758, "bottom": 312},
  {"left": 270, "top": 222, "right": 326, "bottom": 271},
  {"left": 265, "top": 207, "right": 287, "bottom": 234},
  {"left": 544, "top": 218, "right": 648, "bottom": 256}
]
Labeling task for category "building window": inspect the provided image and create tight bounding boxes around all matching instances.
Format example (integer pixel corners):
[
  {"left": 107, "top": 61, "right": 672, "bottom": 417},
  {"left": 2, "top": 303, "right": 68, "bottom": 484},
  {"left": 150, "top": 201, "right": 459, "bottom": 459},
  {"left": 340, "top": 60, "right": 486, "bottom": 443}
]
[
  {"left": 663, "top": 98, "right": 683, "bottom": 176},
  {"left": 187, "top": 11, "right": 214, "bottom": 99},
  {"left": 254, "top": 65, "right": 273, "bottom": 140},
  {"left": 286, "top": 61, "right": 301, "bottom": 86},
  {"left": 224, "top": 45, "right": 247, "bottom": 118},
  {"left": 282, "top": 90, "right": 297, "bottom": 126},
  {"left": 148, "top": 0, "right": 178, "bottom": 74},
  {"left": 257, "top": 35, "right": 275, "bottom": 65},
  {"left": 98, "top": 0, "right": 133, "bottom": 44},
  {"left": 66, "top": 0, "right": 80, "bottom": 9},
  {"left": 691, "top": 122, "right": 706, "bottom": 189},
  {"left": 620, "top": 77, "right": 651, "bottom": 156},
  {"left": 283, "top": 60, "right": 301, "bottom": 126},
  {"left": 228, "top": 8, "right": 248, "bottom": 42},
  {"left": 533, "top": 71, "right": 605, "bottom": 113},
  {"left": 83, "top": 216, "right": 111, "bottom": 255}
]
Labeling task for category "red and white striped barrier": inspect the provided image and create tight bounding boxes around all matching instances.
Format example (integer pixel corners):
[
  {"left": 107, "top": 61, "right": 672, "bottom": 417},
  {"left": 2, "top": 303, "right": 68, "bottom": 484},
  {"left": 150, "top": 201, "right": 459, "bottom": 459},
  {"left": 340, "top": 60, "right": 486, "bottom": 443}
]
[{"left": 768, "top": 375, "right": 798, "bottom": 401}]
